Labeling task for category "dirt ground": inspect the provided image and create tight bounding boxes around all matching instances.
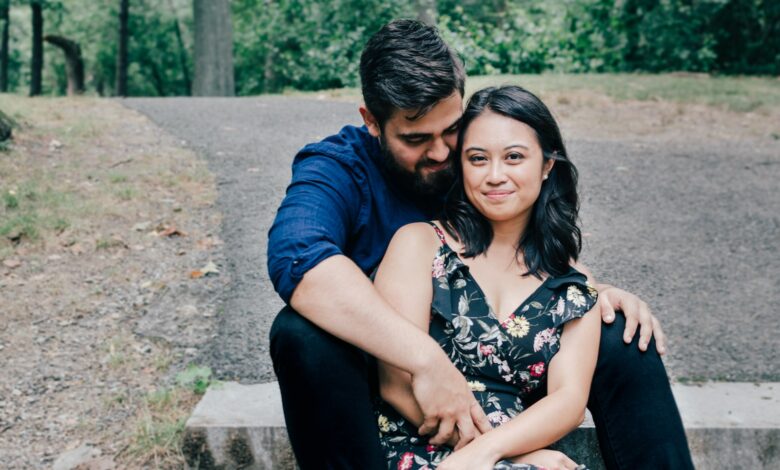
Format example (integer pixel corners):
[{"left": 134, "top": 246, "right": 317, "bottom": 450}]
[
  {"left": 0, "top": 97, "right": 226, "bottom": 468},
  {"left": 0, "top": 90, "right": 777, "bottom": 469}
]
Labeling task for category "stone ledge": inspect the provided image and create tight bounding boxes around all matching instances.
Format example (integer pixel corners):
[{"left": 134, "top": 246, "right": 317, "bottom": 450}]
[{"left": 183, "top": 381, "right": 780, "bottom": 469}]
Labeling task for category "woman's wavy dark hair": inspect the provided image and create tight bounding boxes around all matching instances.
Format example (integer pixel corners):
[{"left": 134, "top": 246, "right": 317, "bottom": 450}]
[{"left": 441, "top": 85, "right": 581, "bottom": 278}]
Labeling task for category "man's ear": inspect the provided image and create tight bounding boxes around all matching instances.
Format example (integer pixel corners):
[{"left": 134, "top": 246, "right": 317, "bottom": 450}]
[{"left": 359, "top": 106, "right": 381, "bottom": 138}]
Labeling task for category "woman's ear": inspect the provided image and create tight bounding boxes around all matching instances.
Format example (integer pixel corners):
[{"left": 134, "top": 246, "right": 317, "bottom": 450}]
[
  {"left": 543, "top": 157, "right": 555, "bottom": 179},
  {"left": 359, "top": 106, "right": 381, "bottom": 137}
]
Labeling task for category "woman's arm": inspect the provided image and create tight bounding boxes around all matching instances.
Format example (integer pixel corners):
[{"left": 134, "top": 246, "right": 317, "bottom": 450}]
[
  {"left": 440, "top": 266, "right": 601, "bottom": 467},
  {"left": 374, "top": 223, "right": 488, "bottom": 446}
]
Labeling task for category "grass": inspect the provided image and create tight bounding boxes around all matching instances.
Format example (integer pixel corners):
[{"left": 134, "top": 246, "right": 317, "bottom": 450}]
[
  {"left": 123, "top": 366, "right": 214, "bottom": 468},
  {"left": 287, "top": 73, "right": 780, "bottom": 113},
  {"left": 125, "top": 387, "right": 197, "bottom": 469}
]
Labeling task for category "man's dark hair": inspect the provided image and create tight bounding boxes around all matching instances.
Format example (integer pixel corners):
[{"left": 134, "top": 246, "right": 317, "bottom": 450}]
[
  {"left": 360, "top": 19, "right": 465, "bottom": 128},
  {"left": 441, "top": 86, "right": 582, "bottom": 278}
]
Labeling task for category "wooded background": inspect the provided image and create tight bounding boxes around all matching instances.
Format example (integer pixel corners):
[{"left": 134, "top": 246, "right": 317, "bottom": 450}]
[{"left": 0, "top": 0, "right": 777, "bottom": 97}]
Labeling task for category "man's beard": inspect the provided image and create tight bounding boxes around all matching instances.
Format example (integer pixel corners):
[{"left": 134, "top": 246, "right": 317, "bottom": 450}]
[{"left": 379, "top": 137, "right": 455, "bottom": 199}]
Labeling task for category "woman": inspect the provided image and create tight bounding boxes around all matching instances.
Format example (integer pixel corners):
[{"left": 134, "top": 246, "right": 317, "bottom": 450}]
[{"left": 372, "top": 86, "right": 601, "bottom": 470}]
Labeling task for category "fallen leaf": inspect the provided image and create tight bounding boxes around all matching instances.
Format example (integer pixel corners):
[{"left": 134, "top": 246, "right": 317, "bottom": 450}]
[
  {"left": 190, "top": 261, "right": 219, "bottom": 279},
  {"left": 2, "top": 259, "right": 21, "bottom": 269},
  {"left": 158, "top": 226, "right": 186, "bottom": 238}
]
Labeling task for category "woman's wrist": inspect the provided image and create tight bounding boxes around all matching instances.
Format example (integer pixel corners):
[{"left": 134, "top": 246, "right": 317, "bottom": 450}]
[{"left": 469, "top": 431, "right": 505, "bottom": 463}]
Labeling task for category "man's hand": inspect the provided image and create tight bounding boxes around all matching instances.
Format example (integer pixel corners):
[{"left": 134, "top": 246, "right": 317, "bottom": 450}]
[
  {"left": 412, "top": 357, "right": 493, "bottom": 448},
  {"left": 597, "top": 284, "right": 667, "bottom": 355}
]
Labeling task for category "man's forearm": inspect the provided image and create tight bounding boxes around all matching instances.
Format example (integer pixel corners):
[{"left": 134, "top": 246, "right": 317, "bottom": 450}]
[{"left": 290, "top": 254, "right": 445, "bottom": 374}]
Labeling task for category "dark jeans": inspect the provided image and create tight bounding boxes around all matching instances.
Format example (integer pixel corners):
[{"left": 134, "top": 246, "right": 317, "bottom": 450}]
[{"left": 269, "top": 306, "right": 694, "bottom": 470}]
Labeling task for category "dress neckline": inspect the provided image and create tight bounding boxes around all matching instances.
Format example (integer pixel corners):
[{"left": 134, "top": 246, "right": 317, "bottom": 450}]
[{"left": 439, "top": 243, "right": 550, "bottom": 325}]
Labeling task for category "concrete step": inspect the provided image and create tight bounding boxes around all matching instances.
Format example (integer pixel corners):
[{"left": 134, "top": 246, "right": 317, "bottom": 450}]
[{"left": 182, "top": 381, "right": 780, "bottom": 469}]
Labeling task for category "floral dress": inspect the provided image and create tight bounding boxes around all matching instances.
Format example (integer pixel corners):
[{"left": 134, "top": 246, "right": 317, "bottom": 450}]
[{"left": 374, "top": 223, "right": 598, "bottom": 470}]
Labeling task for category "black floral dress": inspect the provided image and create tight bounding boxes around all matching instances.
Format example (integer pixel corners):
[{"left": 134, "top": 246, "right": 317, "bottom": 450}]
[{"left": 374, "top": 223, "right": 598, "bottom": 470}]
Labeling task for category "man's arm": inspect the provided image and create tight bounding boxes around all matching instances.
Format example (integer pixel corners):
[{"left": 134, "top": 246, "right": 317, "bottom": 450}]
[
  {"left": 269, "top": 157, "right": 489, "bottom": 446},
  {"left": 291, "top": 254, "right": 491, "bottom": 446}
]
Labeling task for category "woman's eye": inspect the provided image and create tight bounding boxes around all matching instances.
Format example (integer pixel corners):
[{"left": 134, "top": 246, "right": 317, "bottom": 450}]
[
  {"left": 468, "top": 155, "right": 487, "bottom": 163},
  {"left": 506, "top": 152, "right": 524, "bottom": 161}
]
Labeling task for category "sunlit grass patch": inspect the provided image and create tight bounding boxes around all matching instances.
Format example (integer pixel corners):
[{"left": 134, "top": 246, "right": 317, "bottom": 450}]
[
  {"left": 287, "top": 73, "right": 780, "bottom": 114},
  {"left": 124, "top": 387, "right": 198, "bottom": 469}
]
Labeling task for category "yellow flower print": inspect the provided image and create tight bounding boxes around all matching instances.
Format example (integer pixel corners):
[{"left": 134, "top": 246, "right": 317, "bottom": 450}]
[
  {"left": 468, "top": 380, "right": 486, "bottom": 392},
  {"left": 505, "top": 315, "right": 530, "bottom": 338},
  {"left": 567, "top": 285, "right": 586, "bottom": 307},
  {"left": 377, "top": 414, "right": 390, "bottom": 433}
]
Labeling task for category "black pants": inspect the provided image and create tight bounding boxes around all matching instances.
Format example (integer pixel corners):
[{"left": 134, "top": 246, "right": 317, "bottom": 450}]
[{"left": 269, "top": 306, "right": 694, "bottom": 470}]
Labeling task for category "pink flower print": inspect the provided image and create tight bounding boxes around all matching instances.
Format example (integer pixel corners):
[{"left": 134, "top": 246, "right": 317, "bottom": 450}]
[
  {"left": 533, "top": 328, "right": 557, "bottom": 352},
  {"left": 432, "top": 255, "right": 445, "bottom": 278},
  {"left": 487, "top": 410, "right": 511, "bottom": 426},
  {"left": 529, "top": 361, "right": 546, "bottom": 377},
  {"left": 426, "top": 444, "right": 439, "bottom": 453},
  {"left": 398, "top": 452, "right": 415, "bottom": 470},
  {"left": 479, "top": 344, "right": 495, "bottom": 356}
]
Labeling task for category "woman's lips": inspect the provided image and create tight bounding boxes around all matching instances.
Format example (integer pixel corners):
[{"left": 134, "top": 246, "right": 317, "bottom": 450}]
[{"left": 484, "top": 190, "right": 514, "bottom": 200}]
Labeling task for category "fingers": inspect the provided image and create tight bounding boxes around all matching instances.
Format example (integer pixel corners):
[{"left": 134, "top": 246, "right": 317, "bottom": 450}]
[
  {"left": 652, "top": 315, "right": 667, "bottom": 355},
  {"left": 635, "top": 299, "right": 652, "bottom": 351},
  {"left": 428, "top": 417, "right": 455, "bottom": 446},
  {"left": 418, "top": 416, "right": 439, "bottom": 437},
  {"left": 470, "top": 400, "right": 493, "bottom": 434},
  {"left": 452, "top": 416, "right": 475, "bottom": 451},
  {"left": 599, "top": 294, "right": 615, "bottom": 324}
]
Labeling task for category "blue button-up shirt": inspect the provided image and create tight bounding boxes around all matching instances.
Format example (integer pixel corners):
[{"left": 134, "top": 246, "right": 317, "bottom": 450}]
[{"left": 267, "top": 125, "right": 440, "bottom": 304}]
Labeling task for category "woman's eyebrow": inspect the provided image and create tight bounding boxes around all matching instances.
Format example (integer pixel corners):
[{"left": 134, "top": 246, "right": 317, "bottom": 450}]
[
  {"left": 504, "top": 144, "right": 529, "bottom": 150},
  {"left": 464, "top": 146, "right": 486, "bottom": 152}
]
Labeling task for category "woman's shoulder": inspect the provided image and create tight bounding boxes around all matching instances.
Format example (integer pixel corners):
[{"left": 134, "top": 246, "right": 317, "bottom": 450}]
[{"left": 388, "top": 222, "right": 442, "bottom": 251}]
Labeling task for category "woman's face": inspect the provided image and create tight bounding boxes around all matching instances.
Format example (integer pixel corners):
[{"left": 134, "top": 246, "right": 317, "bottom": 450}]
[{"left": 461, "top": 110, "right": 554, "bottom": 225}]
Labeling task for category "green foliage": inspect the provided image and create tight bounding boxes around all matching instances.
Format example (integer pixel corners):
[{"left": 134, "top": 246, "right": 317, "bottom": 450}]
[
  {"left": 1, "top": 0, "right": 777, "bottom": 96},
  {"left": 175, "top": 364, "right": 213, "bottom": 395},
  {"left": 232, "top": 0, "right": 415, "bottom": 94}
]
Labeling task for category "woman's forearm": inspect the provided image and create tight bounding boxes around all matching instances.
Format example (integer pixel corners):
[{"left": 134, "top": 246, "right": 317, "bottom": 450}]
[
  {"left": 471, "top": 387, "right": 587, "bottom": 462},
  {"left": 379, "top": 377, "right": 425, "bottom": 427}
]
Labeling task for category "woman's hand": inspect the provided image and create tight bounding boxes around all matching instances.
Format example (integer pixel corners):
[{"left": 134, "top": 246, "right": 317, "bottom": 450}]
[
  {"left": 437, "top": 436, "right": 499, "bottom": 470},
  {"left": 511, "top": 448, "right": 581, "bottom": 469},
  {"left": 597, "top": 283, "right": 667, "bottom": 355}
]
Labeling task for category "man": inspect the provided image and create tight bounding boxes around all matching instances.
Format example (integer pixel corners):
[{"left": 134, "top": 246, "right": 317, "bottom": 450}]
[{"left": 268, "top": 19, "right": 693, "bottom": 469}]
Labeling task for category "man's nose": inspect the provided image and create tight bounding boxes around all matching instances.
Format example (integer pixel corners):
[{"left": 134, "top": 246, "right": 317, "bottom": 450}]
[{"left": 426, "top": 137, "right": 449, "bottom": 163}]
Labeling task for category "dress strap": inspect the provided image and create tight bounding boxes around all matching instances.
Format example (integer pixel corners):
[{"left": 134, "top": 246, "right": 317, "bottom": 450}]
[{"left": 426, "top": 221, "right": 447, "bottom": 246}]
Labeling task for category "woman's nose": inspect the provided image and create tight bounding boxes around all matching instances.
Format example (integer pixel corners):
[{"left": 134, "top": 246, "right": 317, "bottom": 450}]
[{"left": 487, "top": 160, "right": 507, "bottom": 184}]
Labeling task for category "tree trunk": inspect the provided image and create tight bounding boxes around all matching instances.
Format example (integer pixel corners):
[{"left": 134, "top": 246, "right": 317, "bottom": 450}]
[
  {"left": 416, "top": 0, "right": 437, "bottom": 26},
  {"left": 30, "top": 1, "right": 43, "bottom": 96},
  {"left": 116, "top": 0, "right": 129, "bottom": 96},
  {"left": 192, "top": 0, "right": 234, "bottom": 96},
  {"left": 0, "top": 0, "right": 10, "bottom": 92},
  {"left": 44, "top": 35, "right": 85, "bottom": 95}
]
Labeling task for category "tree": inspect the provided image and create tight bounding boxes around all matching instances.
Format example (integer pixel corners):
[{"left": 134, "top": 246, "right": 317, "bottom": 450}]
[
  {"left": 168, "top": 0, "right": 190, "bottom": 94},
  {"left": 44, "top": 35, "right": 84, "bottom": 95},
  {"left": 116, "top": 0, "right": 129, "bottom": 96},
  {"left": 0, "top": 0, "right": 9, "bottom": 92},
  {"left": 30, "top": 0, "right": 44, "bottom": 96},
  {"left": 192, "top": 0, "right": 233, "bottom": 96}
]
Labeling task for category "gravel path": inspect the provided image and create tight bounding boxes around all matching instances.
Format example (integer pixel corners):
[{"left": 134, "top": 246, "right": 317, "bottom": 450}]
[{"left": 123, "top": 97, "right": 779, "bottom": 383}]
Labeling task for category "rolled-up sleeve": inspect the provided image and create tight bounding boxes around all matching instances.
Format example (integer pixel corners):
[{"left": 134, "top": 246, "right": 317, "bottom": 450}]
[{"left": 267, "top": 155, "right": 363, "bottom": 304}]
